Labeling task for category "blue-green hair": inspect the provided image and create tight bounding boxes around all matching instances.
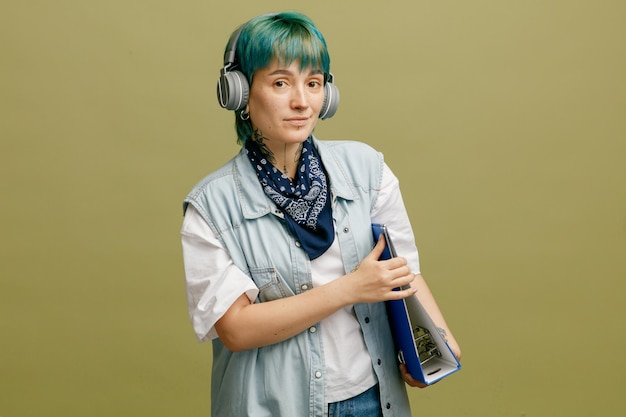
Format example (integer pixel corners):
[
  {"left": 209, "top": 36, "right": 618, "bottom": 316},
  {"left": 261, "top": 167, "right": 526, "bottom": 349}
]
[{"left": 229, "top": 12, "right": 331, "bottom": 143}]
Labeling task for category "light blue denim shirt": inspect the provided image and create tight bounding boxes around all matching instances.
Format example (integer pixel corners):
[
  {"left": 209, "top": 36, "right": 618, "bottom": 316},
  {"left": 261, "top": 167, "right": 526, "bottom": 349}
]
[{"left": 183, "top": 137, "right": 412, "bottom": 417}]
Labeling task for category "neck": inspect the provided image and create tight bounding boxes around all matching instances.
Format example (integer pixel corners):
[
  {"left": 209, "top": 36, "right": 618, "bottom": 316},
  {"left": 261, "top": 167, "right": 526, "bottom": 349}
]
[
  {"left": 251, "top": 130, "right": 305, "bottom": 180},
  {"left": 279, "top": 143, "right": 304, "bottom": 180}
]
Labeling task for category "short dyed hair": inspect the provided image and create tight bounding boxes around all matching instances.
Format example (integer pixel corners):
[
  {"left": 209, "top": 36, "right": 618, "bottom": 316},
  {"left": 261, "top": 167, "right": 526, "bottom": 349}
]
[{"left": 228, "top": 12, "right": 331, "bottom": 143}]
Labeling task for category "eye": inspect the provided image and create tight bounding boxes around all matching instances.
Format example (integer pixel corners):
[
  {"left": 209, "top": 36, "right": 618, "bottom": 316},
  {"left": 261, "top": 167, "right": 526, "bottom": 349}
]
[
  {"left": 274, "top": 80, "right": 286, "bottom": 88},
  {"left": 308, "top": 76, "right": 325, "bottom": 89}
]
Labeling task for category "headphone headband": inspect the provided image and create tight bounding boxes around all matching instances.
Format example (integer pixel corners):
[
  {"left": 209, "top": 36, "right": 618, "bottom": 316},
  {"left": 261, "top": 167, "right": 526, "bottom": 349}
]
[
  {"left": 224, "top": 13, "right": 277, "bottom": 68},
  {"left": 223, "top": 27, "right": 241, "bottom": 68}
]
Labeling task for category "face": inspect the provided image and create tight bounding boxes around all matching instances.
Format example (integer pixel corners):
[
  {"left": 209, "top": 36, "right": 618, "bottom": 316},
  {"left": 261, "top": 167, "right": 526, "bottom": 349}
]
[{"left": 247, "top": 59, "right": 325, "bottom": 149}]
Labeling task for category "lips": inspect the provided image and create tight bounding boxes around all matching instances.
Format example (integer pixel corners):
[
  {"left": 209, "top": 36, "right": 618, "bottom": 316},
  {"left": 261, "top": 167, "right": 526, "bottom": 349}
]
[{"left": 285, "top": 117, "right": 310, "bottom": 127}]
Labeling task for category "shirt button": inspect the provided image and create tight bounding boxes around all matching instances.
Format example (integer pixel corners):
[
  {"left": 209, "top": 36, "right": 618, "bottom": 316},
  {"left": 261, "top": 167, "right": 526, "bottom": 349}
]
[
  {"left": 377, "top": 358, "right": 382, "bottom": 365},
  {"left": 295, "top": 241, "right": 302, "bottom": 247},
  {"left": 364, "top": 317, "right": 370, "bottom": 323},
  {"left": 343, "top": 227, "right": 349, "bottom": 233},
  {"left": 315, "top": 371, "right": 322, "bottom": 378},
  {"left": 309, "top": 326, "right": 317, "bottom": 333},
  {"left": 301, "top": 284, "right": 309, "bottom": 291},
  {"left": 386, "top": 403, "right": 391, "bottom": 409}
]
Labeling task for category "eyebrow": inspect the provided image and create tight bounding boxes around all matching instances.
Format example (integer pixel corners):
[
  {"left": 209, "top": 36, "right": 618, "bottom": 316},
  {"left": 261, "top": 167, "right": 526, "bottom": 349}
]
[{"left": 268, "top": 68, "right": 323, "bottom": 76}]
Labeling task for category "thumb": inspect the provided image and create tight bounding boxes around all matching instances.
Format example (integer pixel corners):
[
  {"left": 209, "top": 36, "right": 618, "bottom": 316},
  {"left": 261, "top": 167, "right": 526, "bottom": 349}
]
[{"left": 368, "top": 234, "right": 388, "bottom": 261}]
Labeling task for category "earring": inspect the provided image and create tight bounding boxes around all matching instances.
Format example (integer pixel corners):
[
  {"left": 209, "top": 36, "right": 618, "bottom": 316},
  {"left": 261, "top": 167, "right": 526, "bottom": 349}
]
[{"left": 239, "top": 109, "right": 250, "bottom": 121}]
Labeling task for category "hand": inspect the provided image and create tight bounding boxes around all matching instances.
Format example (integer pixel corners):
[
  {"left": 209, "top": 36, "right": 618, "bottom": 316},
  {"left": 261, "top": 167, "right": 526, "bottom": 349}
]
[
  {"left": 399, "top": 363, "right": 428, "bottom": 388},
  {"left": 340, "top": 236, "right": 417, "bottom": 304}
]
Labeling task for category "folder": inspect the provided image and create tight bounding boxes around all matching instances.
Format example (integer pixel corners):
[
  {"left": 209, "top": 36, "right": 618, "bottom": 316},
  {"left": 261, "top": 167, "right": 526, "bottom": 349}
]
[{"left": 372, "top": 223, "right": 461, "bottom": 385}]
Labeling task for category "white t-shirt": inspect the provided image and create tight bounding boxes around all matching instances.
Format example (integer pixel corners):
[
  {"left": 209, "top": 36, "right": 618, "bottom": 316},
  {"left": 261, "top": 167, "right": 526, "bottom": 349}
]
[{"left": 181, "top": 163, "right": 420, "bottom": 402}]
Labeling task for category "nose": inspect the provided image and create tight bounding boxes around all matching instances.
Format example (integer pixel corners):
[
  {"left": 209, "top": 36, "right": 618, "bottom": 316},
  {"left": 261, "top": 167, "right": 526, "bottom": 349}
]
[{"left": 290, "top": 84, "right": 309, "bottom": 110}]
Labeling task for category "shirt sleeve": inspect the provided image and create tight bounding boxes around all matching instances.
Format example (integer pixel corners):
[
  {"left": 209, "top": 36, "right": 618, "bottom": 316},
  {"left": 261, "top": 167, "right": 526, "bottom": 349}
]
[
  {"left": 370, "top": 163, "right": 421, "bottom": 274},
  {"left": 181, "top": 205, "right": 259, "bottom": 342}
]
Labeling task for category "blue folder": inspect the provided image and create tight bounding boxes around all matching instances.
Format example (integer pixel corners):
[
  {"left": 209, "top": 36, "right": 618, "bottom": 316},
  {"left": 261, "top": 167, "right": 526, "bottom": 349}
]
[{"left": 372, "top": 223, "right": 461, "bottom": 385}]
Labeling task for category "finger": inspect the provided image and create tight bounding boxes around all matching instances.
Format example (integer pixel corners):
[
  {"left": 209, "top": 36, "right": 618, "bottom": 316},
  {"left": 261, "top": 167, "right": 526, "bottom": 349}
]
[
  {"left": 388, "top": 285, "right": 417, "bottom": 300},
  {"left": 392, "top": 271, "right": 416, "bottom": 288},
  {"left": 378, "top": 256, "right": 408, "bottom": 271}
]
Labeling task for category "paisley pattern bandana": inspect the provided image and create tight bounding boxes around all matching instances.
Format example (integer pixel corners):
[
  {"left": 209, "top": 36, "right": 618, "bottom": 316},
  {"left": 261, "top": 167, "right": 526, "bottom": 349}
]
[{"left": 245, "top": 137, "right": 334, "bottom": 259}]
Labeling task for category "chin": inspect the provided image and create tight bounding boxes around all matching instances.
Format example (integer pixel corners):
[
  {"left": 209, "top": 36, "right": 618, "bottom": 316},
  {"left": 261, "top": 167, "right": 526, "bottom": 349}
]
[{"left": 288, "top": 130, "right": 314, "bottom": 143}]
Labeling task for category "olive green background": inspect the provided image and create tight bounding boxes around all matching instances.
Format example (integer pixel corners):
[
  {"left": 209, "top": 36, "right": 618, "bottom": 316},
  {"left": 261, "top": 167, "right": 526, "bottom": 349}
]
[{"left": 1, "top": 0, "right": 625, "bottom": 416}]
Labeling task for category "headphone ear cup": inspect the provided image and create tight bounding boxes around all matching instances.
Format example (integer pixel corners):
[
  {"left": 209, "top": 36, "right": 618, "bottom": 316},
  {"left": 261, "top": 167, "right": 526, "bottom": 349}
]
[
  {"left": 319, "top": 81, "right": 340, "bottom": 120},
  {"left": 217, "top": 70, "right": 249, "bottom": 111}
]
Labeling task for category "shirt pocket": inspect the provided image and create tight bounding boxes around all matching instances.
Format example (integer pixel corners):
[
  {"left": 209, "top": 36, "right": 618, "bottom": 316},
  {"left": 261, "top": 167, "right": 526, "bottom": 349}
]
[{"left": 249, "top": 267, "right": 295, "bottom": 302}]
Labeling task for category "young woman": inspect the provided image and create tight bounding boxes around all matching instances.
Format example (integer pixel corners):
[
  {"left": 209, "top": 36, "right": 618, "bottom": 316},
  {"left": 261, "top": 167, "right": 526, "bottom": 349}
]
[{"left": 181, "top": 12, "right": 460, "bottom": 417}]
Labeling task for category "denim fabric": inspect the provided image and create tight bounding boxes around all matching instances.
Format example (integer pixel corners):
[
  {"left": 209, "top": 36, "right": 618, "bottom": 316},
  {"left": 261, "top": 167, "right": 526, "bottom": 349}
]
[
  {"left": 183, "top": 137, "right": 412, "bottom": 417},
  {"left": 328, "top": 385, "right": 383, "bottom": 417}
]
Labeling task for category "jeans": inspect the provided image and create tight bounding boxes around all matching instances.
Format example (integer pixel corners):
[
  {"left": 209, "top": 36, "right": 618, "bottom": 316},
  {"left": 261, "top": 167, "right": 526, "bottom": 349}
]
[{"left": 328, "top": 384, "right": 383, "bottom": 417}]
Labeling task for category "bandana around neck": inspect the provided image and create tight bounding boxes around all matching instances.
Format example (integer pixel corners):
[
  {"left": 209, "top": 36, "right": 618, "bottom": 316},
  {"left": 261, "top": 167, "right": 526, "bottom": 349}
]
[{"left": 244, "top": 137, "right": 334, "bottom": 259}]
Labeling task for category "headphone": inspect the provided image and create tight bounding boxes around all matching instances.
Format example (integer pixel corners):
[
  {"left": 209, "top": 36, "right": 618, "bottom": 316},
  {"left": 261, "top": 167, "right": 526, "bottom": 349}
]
[{"left": 216, "top": 14, "right": 340, "bottom": 120}]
